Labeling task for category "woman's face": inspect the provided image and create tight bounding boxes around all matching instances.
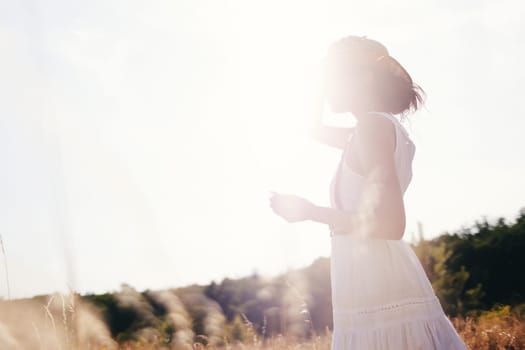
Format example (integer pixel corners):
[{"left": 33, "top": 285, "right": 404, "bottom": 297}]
[{"left": 324, "top": 59, "right": 374, "bottom": 114}]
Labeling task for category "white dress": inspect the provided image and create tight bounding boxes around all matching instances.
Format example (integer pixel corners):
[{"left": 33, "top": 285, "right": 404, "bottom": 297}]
[{"left": 328, "top": 112, "right": 467, "bottom": 350}]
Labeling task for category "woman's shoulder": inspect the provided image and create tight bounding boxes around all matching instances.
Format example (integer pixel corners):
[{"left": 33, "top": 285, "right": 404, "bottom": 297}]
[
  {"left": 349, "top": 116, "right": 397, "bottom": 175},
  {"left": 369, "top": 112, "right": 413, "bottom": 137},
  {"left": 362, "top": 112, "right": 415, "bottom": 146}
]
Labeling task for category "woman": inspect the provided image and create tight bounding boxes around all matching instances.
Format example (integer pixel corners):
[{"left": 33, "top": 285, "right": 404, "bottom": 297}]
[{"left": 269, "top": 36, "right": 467, "bottom": 349}]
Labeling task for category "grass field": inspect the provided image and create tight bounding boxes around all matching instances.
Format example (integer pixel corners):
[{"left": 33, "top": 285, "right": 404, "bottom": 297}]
[
  {"left": 113, "top": 312, "right": 525, "bottom": 350},
  {"left": 2, "top": 294, "right": 522, "bottom": 350}
]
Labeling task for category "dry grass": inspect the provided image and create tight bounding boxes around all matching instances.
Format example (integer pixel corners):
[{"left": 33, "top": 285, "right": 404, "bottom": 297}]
[
  {"left": 113, "top": 314, "right": 525, "bottom": 350},
  {"left": 115, "top": 334, "right": 333, "bottom": 350},
  {"left": 454, "top": 307, "right": 525, "bottom": 350},
  {"left": 1, "top": 291, "right": 524, "bottom": 349}
]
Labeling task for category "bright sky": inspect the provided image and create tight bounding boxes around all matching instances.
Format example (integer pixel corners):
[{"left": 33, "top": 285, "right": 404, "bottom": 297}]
[{"left": 2, "top": 0, "right": 524, "bottom": 299}]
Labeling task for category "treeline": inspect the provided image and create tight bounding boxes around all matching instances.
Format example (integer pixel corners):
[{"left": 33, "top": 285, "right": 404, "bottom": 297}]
[
  {"left": 413, "top": 207, "right": 525, "bottom": 317},
  {"left": 6, "top": 207, "right": 525, "bottom": 346},
  {"left": 81, "top": 261, "right": 333, "bottom": 345}
]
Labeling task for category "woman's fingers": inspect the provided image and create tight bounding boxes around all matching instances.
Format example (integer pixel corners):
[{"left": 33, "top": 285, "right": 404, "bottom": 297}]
[
  {"left": 269, "top": 194, "right": 311, "bottom": 223},
  {"left": 269, "top": 194, "right": 289, "bottom": 219}
]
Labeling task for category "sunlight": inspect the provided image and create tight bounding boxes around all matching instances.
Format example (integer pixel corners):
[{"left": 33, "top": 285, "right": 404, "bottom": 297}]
[
  {"left": 199, "top": 2, "right": 361, "bottom": 268},
  {"left": 224, "top": 10, "right": 333, "bottom": 192}
]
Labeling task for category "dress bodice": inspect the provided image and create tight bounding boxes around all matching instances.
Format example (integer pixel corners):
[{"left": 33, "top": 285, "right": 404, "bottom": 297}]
[{"left": 329, "top": 112, "right": 416, "bottom": 213}]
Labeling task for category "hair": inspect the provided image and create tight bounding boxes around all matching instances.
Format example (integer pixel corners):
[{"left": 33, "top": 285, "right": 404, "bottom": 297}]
[
  {"left": 373, "top": 55, "right": 425, "bottom": 115},
  {"left": 324, "top": 35, "right": 426, "bottom": 117}
]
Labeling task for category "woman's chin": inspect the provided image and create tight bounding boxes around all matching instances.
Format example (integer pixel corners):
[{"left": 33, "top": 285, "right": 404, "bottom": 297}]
[{"left": 329, "top": 105, "right": 351, "bottom": 114}]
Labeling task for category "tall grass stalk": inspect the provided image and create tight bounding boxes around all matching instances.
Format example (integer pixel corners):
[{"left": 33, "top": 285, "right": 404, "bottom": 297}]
[{"left": 0, "top": 233, "right": 10, "bottom": 299}]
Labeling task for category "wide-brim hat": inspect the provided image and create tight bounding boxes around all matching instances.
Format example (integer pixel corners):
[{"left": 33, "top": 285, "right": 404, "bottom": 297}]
[{"left": 324, "top": 35, "right": 412, "bottom": 85}]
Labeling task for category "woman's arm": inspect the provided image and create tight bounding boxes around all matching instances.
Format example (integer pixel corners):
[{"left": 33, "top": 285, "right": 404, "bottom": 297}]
[
  {"left": 307, "top": 84, "right": 354, "bottom": 150},
  {"left": 307, "top": 114, "right": 406, "bottom": 240}
]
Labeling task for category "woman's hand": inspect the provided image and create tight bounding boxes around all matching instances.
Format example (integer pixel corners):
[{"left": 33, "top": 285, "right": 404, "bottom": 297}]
[{"left": 269, "top": 192, "right": 316, "bottom": 223}]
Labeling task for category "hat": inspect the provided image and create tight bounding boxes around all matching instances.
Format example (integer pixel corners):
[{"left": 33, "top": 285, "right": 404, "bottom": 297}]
[
  {"left": 329, "top": 35, "right": 389, "bottom": 60},
  {"left": 326, "top": 35, "right": 412, "bottom": 85}
]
